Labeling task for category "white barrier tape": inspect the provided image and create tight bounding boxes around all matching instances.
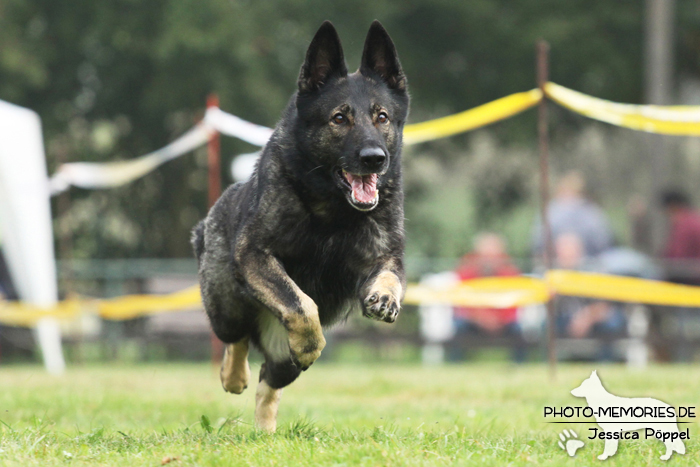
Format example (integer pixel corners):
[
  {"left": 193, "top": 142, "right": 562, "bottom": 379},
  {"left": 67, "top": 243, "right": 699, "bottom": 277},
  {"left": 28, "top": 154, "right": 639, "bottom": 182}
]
[
  {"left": 49, "top": 124, "right": 211, "bottom": 195},
  {"left": 203, "top": 107, "right": 273, "bottom": 146},
  {"left": 545, "top": 83, "right": 700, "bottom": 135},
  {"left": 44, "top": 93, "right": 542, "bottom": 194},
  {"left": 49, "top": 84, "right": 700, "bottom": 195},
  {"left": 49, "top": 107, "right": 279, "bottom": 195},
  {"left": 546, "top": 83, "right": 700, "bottom": 122}
]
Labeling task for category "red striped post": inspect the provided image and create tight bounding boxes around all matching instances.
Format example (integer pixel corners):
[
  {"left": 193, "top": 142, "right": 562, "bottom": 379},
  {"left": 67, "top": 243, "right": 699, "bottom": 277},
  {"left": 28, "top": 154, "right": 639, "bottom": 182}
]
[{"left": 207, "top": 94, "right": 225, "bottom": 365}]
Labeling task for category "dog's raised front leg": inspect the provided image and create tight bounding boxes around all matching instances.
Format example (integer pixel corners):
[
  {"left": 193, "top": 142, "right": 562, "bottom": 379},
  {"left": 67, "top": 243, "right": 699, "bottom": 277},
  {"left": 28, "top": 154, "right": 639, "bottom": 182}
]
[
  {"left": 236, "top": 248, "right": 326, "bottom": 370},
  {"left": 220, "top": 338, "right": 250, "bottom": 394},
  {"left": 361, "top": 258, "right": 406, "bottom": 323}
]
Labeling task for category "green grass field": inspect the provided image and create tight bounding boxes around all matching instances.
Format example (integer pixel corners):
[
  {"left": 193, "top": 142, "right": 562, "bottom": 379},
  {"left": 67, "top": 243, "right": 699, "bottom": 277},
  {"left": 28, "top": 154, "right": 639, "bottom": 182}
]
[{"left": 0, "top": 363, "right": 698, "bottom": 466}]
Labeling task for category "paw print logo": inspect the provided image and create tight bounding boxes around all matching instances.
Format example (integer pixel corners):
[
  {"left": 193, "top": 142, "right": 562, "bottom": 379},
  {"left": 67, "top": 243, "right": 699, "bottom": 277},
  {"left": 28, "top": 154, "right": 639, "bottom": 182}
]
[{"left": 558, "top": 429, "right": 584, "bottom": 457}]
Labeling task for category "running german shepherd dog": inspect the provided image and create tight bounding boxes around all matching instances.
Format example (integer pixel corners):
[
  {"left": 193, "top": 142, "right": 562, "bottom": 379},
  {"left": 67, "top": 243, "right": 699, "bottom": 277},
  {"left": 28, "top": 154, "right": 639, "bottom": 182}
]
[{"left": 192, "top": 20, "right": 408, "bottom": 431}]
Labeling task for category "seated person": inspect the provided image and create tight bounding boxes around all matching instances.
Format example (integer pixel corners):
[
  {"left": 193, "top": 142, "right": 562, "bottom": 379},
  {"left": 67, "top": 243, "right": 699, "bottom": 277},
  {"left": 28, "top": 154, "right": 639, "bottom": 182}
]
[
  {"left": 554, "top": 233, "right": 626, "bottom": 360},
  {"left": 453, "top": 233, "right": 524, "bottom": 362},
  {"left": 532, "top": 171, "right": 614, "bottom": 258}
]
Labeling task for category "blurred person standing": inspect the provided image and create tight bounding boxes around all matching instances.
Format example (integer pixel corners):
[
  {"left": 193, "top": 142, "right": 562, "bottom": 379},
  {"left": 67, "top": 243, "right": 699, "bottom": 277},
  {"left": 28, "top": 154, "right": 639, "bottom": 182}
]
[
  {"left": 453, "top": 233, "right": 525, "bottom": 362},
  {"left": 659, "top": 189, "right": 700, "bottom": 362},
  {"left": 533, "top": 171, "right": 614, "bottom": 258},
  {"left": 627, "top": 194, "right": 654, "bottom": 255},
  {"left": 660, "top": 189, "right": 700, "bottom": 285}
]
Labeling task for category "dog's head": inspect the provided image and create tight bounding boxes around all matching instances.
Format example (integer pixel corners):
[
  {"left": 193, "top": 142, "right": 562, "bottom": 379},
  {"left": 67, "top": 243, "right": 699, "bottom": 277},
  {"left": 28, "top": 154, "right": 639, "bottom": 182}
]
[
  {"left": 571, "top": 370, "right": 602, "bottom": 398},
  {"left": 294, "top": 21, "right": 409, "bottom": 212}
]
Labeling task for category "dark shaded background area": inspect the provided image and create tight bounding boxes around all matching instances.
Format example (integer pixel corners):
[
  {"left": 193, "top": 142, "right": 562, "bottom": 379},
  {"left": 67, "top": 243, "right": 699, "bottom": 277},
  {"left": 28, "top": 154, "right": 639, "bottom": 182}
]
[{"left": 2, "top": 1, "right": 700, "bottom": 261}]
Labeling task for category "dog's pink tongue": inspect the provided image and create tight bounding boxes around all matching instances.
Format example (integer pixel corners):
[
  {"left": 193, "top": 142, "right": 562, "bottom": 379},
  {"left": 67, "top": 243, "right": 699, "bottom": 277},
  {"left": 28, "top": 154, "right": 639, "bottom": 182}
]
[{"left": 349, "top": 173, "right": 378, "bottom": 203}]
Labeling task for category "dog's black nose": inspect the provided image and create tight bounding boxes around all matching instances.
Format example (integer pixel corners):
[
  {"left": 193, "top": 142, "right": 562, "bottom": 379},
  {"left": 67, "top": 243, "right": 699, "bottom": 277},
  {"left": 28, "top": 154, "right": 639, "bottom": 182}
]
[{"left": 359, "top": 147, "right": 386, "bottom": 170}]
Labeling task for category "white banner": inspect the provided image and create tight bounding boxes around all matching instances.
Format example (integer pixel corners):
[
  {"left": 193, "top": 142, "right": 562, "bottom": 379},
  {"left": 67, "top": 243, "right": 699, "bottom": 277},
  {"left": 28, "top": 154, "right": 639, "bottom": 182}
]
[{"left": 0, "top": 99, "right": 65, "bottom": 374}]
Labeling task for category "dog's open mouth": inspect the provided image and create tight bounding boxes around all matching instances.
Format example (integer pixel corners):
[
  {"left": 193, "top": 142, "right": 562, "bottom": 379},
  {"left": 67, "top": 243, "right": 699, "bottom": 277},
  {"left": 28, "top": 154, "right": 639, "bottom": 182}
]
[{"left": 336, "top": 169, "right": 379, "bottom": 211}]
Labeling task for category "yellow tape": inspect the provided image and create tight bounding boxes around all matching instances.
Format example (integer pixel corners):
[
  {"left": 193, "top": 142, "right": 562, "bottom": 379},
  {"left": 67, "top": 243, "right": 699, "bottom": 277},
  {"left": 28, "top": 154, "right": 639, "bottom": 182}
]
[
  {"left": 403, "top": 89, "right": 542, "bottom": 145},
  {"left": 406, "top": 270, "right": 700, "bottom": 308},
  {"left": 404, "top": 276, "right": 549, "bottom": 308},
  {"left": 545, "top": 82, "right": 700, "bottom": 136},
  {"left": 6, "top": 270, "right": 700, "bottom": 327},
  {"left": 0, "top": 287, "right": 203, "bottom": 326},
  {"left": 0, "top": 300, "right": 82, "bottom": 327},
  {"left": 98, "top": 285, "right": 202, "bottom": 320},
  {"left": 546, "top": 270, "right": 700, "bottom": 307}
]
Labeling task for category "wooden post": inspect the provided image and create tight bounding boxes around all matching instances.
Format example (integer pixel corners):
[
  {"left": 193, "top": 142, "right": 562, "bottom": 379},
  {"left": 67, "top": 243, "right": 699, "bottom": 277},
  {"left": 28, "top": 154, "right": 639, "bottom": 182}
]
[
  {"left": 537, "top": 41, "right": 557, "bottom": 378},
  {"left": 207, "top": 94, "right": 222, "bottom": 208},
  {"left": 645, "top": 0, "right": 676, "bottom": 253},
  {"left": 207, "top": 94, "right": 225, "bottom": 364}
]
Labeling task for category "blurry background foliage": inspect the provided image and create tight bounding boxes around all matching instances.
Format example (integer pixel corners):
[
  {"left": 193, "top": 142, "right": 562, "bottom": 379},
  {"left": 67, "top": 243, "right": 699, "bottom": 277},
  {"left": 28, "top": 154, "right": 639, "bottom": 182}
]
[{"left": 2, "top": 0, "right": 700, "bottom": 261}]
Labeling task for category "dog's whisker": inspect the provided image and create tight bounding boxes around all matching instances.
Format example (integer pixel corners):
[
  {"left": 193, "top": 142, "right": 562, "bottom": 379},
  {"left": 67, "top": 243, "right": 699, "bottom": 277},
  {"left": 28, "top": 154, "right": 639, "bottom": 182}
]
[{"left": 305, "top": 165, "right": 324, "bottom": 177}]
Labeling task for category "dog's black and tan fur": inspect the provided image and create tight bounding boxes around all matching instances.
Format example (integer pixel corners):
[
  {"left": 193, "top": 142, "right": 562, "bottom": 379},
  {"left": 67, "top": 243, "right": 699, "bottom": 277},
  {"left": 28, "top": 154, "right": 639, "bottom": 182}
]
[{"left": 192, "top": 20, "right": 408, "bottom": 431}]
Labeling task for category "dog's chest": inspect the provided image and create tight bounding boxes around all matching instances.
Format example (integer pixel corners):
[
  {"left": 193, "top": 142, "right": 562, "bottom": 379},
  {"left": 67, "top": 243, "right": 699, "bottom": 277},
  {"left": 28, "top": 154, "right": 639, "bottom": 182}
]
[
  {"left": 275, "top": 215, "right": 391, "bottom": 317},
  {"left": 282, "top": 215, "right": 388, "bottom": 267}
]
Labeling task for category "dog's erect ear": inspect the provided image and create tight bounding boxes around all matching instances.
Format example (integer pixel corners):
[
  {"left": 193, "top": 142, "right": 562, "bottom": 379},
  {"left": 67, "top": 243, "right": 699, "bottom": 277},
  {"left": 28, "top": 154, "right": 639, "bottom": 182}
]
[
  {"left": 298, "top": 21, "right": 348, "bottom": 94},
  {"left": 360, "top": 20, "right": 407, "bottom": 91}
]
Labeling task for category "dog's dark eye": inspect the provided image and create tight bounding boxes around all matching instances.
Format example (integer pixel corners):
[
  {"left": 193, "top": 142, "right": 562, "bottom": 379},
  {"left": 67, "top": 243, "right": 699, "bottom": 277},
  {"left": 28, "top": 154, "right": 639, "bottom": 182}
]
[
  {"left": 332, "top": 113, "right": 345, "bottom": 124},
  {"left": 377, "top": 112, "right": 389, "bottom": 124}
]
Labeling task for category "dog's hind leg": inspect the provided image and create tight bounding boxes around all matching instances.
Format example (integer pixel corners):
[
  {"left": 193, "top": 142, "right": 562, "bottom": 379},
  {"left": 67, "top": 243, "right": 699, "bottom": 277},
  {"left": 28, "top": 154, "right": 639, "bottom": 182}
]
[
  {"left": 255, "top": 379, "right": 282, "bottom": 432},
  {"left": 220, "top": 337, "right": 251, "bottom": 394},
  {"left": 254, "top": 360, "right": 302, "bottom": 432}
]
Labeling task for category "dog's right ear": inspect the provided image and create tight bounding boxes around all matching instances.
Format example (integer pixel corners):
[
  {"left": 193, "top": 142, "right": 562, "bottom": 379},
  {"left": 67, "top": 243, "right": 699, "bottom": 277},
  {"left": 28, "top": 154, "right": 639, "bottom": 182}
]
[{"left": 298, "top": 21, "right": 348, "bottom": 94}]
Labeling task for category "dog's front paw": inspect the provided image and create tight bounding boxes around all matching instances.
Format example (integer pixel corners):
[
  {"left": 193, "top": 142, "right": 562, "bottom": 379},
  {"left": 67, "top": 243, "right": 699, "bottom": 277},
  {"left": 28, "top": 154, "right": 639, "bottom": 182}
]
[
  {"left": 363, "top": 290, "right": 400, "bottom": 323},
  {"left": 288, "top": 324, "right": 326, "bottom": 370},
  {"left": 362, "top": 271, "right": 402, "bottom": 323}
]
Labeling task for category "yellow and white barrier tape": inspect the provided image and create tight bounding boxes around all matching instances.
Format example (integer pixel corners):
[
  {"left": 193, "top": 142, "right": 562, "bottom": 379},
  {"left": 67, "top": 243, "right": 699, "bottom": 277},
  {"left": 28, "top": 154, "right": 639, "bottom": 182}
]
[
  {"left": 48, "top": 82, "right": 700, "bottom": 194},
  {"left": 402, "top": 89, "right": 542, "bottom": 145},
  {"left": 48, "top": 90, "right": 542, "bottom": 194},
  {"left": 403, "top": 276, "right": 549, "bottom": 308},
  {"left": 6, "top": 271, "right": 700, "bottom": 328},
  {"left": 0, "top": 299, "right": 83, "bottom": 328},
  {"left": 546, "top": 270, "right": 700, "bottom": 308},
  {"left": 545, "top": 82, "right": 700, "bottom": 136},
  {"left": 98, "top": 285, "right": 201, "bottom": 321},
  {"left": 49, "top": 125, "right": 212, "bottom": 195}
]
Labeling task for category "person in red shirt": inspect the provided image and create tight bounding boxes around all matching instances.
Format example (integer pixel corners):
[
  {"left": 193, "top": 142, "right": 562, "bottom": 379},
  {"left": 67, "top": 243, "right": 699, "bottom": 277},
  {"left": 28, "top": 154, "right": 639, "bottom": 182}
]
[
  {"left": 660, "top": 189, "right": 700, "bottom": 362},
  {"left": 661, "top": 190, "right": 700, "bottom": 285},
  {"left": 453, "top": 233, "right": 524, "bottom": 361}
]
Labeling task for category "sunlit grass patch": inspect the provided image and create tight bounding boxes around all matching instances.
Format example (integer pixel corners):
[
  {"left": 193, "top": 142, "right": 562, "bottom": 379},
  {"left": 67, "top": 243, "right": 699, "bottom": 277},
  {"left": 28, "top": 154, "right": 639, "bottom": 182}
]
[{"left": 0, "top": 363, "right": 698, "bottom": 466}]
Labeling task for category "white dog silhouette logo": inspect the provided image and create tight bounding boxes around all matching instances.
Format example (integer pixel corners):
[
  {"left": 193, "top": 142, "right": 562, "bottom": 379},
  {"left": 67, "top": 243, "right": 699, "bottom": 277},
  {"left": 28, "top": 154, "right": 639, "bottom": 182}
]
[{"left": 570, "top": 370, "right": 686, "bottom": 461}]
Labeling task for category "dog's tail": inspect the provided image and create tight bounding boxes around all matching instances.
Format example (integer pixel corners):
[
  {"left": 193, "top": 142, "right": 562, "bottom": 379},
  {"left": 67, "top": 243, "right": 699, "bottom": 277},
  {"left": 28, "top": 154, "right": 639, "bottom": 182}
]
[{"left": 191, "top": 220, "right": 205, "bottom": 264}]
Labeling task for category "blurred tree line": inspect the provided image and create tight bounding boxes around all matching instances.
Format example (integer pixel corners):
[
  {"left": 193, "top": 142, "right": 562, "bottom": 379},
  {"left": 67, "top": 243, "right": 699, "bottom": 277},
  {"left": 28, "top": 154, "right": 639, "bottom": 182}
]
[{"left": 1, "top": 0, "right": 700, "bottom": 261}]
